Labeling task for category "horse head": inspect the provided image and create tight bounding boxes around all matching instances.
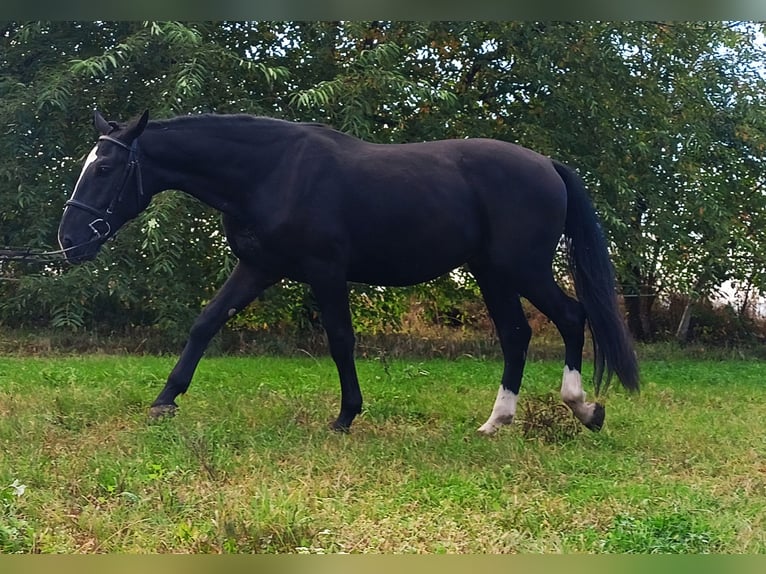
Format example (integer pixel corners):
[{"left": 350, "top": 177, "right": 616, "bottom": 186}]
[{"left": 57, "top": 110, "right": 150, "bottom": 263}]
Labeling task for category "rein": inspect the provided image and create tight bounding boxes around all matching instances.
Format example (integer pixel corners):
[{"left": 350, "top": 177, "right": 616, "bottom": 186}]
[
  {"left": 0, "top": 236, "right": 105, "bottom": 263},
  {"left": 1, "top": 134, "right": 144, "bottom": 264}
]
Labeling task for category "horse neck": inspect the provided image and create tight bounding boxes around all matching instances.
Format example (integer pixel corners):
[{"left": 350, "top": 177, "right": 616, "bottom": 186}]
[{"left": 139, "top": 120, "right": 286, "bottom": 213}]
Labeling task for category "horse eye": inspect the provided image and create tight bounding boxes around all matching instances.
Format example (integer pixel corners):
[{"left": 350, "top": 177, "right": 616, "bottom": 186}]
[{"left": 97, "top": 165, "right": 111, "bottom": 175}]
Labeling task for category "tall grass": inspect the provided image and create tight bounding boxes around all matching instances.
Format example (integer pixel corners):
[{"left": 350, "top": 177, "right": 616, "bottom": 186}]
[{"left": 0, "top": 355, "right": 764, "bottom": 553}]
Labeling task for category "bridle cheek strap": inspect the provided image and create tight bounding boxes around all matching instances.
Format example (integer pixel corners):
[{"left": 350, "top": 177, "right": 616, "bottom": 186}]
[{"left": 63, "top": 135, "right": 142, "bottom": 240}]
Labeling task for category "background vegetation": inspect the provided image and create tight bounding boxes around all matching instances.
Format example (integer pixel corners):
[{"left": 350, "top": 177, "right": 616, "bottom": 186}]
[{"left": 1, "top": 21, "right": 766, "bottom": 348}]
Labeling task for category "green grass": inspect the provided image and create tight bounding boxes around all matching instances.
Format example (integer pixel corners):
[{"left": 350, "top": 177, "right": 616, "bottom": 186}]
[{"left": 0, "top": 354, "right": 765, "bottom": 553}]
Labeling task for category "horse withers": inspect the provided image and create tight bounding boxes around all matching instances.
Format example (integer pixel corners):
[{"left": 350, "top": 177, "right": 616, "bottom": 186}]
[{"left": 58, "top": 110, "right": 639, "bottom": 434}]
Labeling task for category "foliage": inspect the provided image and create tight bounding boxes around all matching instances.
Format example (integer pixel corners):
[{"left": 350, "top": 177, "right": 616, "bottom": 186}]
[{"left": 1, "top": 21, "right": 765, "bottom": 342}]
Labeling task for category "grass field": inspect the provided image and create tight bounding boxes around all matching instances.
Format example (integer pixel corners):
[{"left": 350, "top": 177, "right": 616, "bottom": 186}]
[{"left": 0, "top": 353, "right": 765, "bottom": 553}]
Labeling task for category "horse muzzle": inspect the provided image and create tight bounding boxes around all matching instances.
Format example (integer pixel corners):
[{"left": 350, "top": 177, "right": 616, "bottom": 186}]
[{"left": 57, "top": 233, "right": 104, "bottom": 264}]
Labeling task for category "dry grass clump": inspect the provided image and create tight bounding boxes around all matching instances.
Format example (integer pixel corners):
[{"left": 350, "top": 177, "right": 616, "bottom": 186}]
[{"left": 517, "top": 393, "right": 582, "bottom": 443}]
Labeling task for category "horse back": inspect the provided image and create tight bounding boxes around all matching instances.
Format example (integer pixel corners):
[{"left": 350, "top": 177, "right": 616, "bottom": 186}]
[{"left": 236, "top": 130, "right": 568, "bottom": 285}]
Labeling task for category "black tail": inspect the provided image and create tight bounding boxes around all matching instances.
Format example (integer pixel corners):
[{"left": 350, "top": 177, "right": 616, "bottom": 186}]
[{"left": 553, "top": 160, "right": 639, "bottom": 396}]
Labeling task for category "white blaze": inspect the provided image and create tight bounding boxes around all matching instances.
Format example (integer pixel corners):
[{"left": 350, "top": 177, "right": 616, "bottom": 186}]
[{"left": 70, "top": 145, "right": 99, "bottom": 199}]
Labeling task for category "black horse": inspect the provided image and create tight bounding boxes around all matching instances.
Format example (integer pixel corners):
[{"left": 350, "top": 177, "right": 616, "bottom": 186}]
[{"left": 58, "top": 110, "right": 639, "bottom": 434}]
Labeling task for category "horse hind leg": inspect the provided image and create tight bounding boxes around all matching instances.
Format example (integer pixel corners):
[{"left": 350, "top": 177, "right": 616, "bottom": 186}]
[
  {"left": 472, "top": 266, "right": 531, "bottom": 436},
  {"left": 519, "top": 274, "right": 605, "bottom": 431},
  {"left": 561, "top": 364, "right": 605, "bottom": 431}
]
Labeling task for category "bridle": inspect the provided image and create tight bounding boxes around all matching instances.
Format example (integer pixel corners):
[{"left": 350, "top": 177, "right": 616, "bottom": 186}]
[
  {"left": 1, "top": 134, "right": 145, "bottom": 264},
  {"left": 63, "top": 134, "right": 144, "bottom": 242}
]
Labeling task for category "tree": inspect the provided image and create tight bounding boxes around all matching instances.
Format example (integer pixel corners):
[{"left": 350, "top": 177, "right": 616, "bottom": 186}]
[
  {"left": 0, "top": 22, "right": 289, "bottom": 333},
  {"left": 2, "top": 21, "right": 765, "bottom": 344}
]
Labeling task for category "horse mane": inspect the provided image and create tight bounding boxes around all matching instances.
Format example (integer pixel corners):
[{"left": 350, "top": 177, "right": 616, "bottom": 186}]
[
  {"left": 145, "top": 113, "right": 333, "bottom": 133},
  {"left": 141, "top": 113, "right": 354, "bottom": 145}
]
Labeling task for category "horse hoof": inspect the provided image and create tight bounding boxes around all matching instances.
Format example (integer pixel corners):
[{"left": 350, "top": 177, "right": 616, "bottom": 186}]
[
  {"left": 476, "top": 423, "right": 500, "bottom": 436},
  {"left": 329, "top": 419, "right": 351, "bottom": 433},
  {"left": 148, "top": 404, "right": 177, "bottom": 420},
  {"left": 585, "top": 403, "right": 605, "bottom": 432}
]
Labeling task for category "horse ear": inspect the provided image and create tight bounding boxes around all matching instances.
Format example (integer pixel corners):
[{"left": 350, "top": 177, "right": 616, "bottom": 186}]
[
  {"left": 94, "top": 110, "right": 111, "bottom": 135},
  {"left": 125, "top": 109, "right": 149, "bottom": 140}
]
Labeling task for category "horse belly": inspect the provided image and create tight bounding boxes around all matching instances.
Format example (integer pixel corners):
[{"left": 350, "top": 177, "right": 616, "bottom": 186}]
[
  {"left": 340, "top": 182, "right": 482, "bottom": 286},
  {"left": 345, "top": 228, "right": 478, "bottom": 287}
]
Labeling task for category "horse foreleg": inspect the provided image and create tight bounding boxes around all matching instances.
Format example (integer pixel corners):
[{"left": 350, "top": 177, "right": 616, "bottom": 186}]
[{"left": 149, "top": 261, "right": 278, "bottom": 418}]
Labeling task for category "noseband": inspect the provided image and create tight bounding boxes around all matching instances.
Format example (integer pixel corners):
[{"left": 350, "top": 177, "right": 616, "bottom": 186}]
[{"left": 64, "top": 134, "right": 144, "bottom": 241}]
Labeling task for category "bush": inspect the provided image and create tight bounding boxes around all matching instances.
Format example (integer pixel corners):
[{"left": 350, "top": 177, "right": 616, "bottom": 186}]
[{"left": 652, "top": 294, "right": 765, "bottom": 346}]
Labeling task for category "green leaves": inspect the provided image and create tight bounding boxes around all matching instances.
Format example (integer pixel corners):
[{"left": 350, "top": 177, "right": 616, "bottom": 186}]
[
  {"left": 1, "top": 21, "right": 765, "bottom": 341},
  {"left": 70, "top": 53, "right": 122, "bottom": 77},
  {"left": 287, "top": 22, "right": 461, "bottom": 140}
]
